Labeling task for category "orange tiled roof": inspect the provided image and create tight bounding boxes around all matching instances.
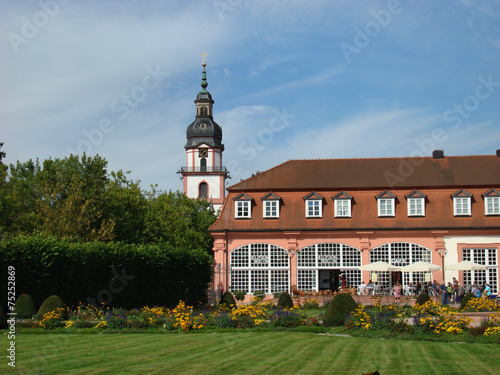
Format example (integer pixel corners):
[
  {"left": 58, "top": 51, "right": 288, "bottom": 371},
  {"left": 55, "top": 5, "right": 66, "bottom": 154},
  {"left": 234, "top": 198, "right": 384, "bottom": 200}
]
[
  {"left": 210, "top": 154, "right": 500, "bottom": 232},
  {"left": 228, "top": 155, "right": 500, "bottom": 191}
]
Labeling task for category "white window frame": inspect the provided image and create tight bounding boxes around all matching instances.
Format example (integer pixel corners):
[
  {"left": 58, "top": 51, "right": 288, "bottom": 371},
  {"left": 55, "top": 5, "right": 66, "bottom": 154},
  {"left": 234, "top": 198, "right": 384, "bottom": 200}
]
[
  {"left": 334, "top": 199, "right": 351, "bottom": 217},
  {"left": 306, "top": 199, "right": 322, "bottom": 218},
  {"left": 230, "top": 243, "right": 289, "bottom": 294},
  {"left": 235, "top": 200, "right": 251, "bottom": 219},
  {"left": 453, "top": 197, "right": 471, "bottom": 216},
  {"left": 297, "top": 242, "right": 362, "bottom": 291},
  {"left": 407, "top": 197, "right": 425, "bottom": 217},
  {"left": 378, "top": 198, "right": 395, "bottom": 217},
  {"left": 485, "top": 196, "right": 500, "bottom": 215},
  {"left": 263, "top": 200, "right": 279, "bottom": 218}
]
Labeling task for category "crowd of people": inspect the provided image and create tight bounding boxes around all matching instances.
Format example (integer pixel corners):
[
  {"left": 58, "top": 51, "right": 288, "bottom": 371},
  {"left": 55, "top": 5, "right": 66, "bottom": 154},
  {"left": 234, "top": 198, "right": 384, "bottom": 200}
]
[
  {"left": 357, "top": 277, "right": 495, "bottom": 305},
  {"left": 431, "top": 278, "right": 493, "bottom": 304}
]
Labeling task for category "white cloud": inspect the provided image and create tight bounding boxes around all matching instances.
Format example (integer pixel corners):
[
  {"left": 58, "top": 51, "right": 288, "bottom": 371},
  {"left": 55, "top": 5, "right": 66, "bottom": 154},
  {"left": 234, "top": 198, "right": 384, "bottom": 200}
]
[{"left": 1, "top": 0, "right": 498, "bottom": 193}]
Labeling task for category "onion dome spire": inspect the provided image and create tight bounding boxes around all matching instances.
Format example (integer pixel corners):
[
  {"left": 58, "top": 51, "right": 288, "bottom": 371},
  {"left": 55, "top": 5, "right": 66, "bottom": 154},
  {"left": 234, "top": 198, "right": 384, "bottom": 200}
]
[
  {"left": 200, "top": 52, "right": 208, "bottom": 93},
  {"left": 185, "top": 52, "right": 223, "bottom": 149}
]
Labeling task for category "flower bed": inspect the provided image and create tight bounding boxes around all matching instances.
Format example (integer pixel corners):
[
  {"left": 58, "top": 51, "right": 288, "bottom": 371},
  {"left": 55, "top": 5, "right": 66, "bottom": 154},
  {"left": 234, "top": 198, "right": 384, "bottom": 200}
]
[
  {"left": 344, "top": 299, "right": 500, "bottom": 337},
  {"left": 12, "top": 296, "right": 500, "bottom": 340}
]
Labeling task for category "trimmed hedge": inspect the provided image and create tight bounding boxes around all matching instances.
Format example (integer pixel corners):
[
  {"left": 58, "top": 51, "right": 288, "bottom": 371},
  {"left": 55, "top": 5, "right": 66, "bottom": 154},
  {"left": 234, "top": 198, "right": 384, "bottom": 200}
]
[
  {"left": 0, "top": 304, "right": 6, "bottom": 329},
  {"left": 416, "top": 293, "right": 431, "bottom": 306},
  {"left": 0, "top": 234, "right": 214, "bottom": 309},
  {"left": 36, "top": 295, "right": 68, "bottom": 320},
  {"left": 277, "top": 292, "right": 293, "bottom": 309},
  {"left": 461, "top": 292, "right": 476, "bottom": 309},
  {"left": 233, "top": 291, "right": 246, "bottom": 301},
  {"left": 219, "top": 292, "right": 236, "bottom": 308},
  {"left": 14, "top": 293, "right": 36, "bottom": 319},
  {"left": 322, "top": 292, "right": 357, "bottom": 327}
]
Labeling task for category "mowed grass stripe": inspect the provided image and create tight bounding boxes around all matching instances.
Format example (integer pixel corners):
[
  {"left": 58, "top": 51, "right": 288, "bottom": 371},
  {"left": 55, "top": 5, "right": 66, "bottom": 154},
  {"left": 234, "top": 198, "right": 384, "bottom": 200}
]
[{"left": 7, "top": 333, "right": 500, "bottom": 374}]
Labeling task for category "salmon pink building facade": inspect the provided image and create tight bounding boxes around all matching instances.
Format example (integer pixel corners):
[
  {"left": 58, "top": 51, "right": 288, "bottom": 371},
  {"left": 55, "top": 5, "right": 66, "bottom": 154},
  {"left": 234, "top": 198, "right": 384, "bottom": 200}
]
[{"left": 209, "top": 151, "right": 500, "bottom": 297}]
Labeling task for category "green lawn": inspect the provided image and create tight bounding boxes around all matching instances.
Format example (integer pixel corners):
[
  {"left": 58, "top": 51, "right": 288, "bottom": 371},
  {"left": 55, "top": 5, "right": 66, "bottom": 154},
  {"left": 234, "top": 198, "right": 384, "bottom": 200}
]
[{"left": 5, "top": 333, "right": 499, "bottom": 374}]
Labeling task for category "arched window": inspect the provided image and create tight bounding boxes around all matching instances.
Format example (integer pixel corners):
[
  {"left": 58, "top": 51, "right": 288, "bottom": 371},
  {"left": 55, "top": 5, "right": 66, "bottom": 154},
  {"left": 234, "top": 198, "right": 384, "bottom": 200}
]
[
  {"left": 200, "top": 157, "right": 207, "bottom": 172},
  {"left": 369, "top": 242, "right": 432, "bottom": 287},
  {"left": 199, "top": 182, "right": 208, "bottom": 199},
  {"left": 230, "top": 243, "right": 289, "bottom": 294},
  {"left": 296, "top": 242, "right": 361, "bottom": 291}
]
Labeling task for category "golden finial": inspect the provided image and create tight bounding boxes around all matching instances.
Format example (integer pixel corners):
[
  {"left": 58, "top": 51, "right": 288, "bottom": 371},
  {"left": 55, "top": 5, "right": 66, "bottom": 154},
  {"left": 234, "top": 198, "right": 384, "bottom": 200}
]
[{"left": 202, "top": 51, "right": 207, "bottom": 67}]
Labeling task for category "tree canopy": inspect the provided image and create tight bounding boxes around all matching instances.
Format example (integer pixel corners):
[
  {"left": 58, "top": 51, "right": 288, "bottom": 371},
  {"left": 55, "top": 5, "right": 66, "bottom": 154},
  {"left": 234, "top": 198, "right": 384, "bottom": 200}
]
[{"left": 0, "top": 151, "right": 217, "bottom": 252}]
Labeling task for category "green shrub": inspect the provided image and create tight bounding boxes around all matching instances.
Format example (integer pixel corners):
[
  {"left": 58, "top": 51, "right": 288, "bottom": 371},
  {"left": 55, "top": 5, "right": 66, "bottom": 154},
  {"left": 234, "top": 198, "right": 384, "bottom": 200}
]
[
  {"left": 416, "top": 293, "right": 430, "bottom": 306},
  {"left": 14, "top": 293, "right": 37, "bottom": 319},
  {"left": 219, "top": 292, "right": 236, "bottom": 308},
  {"left": 277, "top": 292, "right": 293, "bottom": 309},
  {"left": 36, "top": 295, "right": 68, "bottom": 320},
  {"left": 253, "top": 290, "right": 265, "bottom": 302},
  {"left": 460, "top": 292, "right": 476, "bottom": 310},
  {"left": 0, "top": 304, "right": 6, "bottom": 329},
  {"left": 233, "top": 290, "right": 246, "bottom": 301},
  {"left": 273, "top": 292, "right": 283, "bottom": 299},
  {"left": 322, "top": 293, "right": 357, "bottom": 327}
]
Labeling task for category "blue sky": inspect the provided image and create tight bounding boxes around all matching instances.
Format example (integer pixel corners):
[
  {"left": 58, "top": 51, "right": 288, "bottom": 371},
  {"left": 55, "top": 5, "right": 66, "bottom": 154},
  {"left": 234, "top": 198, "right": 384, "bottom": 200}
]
[{"left": 1, "top": 0, "right": 499, "bottom": 192}]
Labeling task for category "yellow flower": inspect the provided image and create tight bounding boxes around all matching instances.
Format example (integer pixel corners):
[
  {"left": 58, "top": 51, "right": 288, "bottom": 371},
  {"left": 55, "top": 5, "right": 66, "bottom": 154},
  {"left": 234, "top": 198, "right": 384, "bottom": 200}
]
[{"left": 95, "top": 321, "right": 107, "bottom": 329}]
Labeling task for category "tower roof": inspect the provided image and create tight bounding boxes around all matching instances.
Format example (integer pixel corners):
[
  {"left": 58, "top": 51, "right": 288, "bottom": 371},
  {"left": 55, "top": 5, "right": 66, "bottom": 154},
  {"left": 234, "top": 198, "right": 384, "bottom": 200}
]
[{"left": 185, "top": 53, "right": 223, "bottom": 149}]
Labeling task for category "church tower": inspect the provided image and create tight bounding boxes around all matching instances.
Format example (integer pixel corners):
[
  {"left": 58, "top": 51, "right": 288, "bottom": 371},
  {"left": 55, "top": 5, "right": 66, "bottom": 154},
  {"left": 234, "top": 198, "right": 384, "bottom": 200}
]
[{"left": 179, "top": 54, "right": 228, "bottom": 212}]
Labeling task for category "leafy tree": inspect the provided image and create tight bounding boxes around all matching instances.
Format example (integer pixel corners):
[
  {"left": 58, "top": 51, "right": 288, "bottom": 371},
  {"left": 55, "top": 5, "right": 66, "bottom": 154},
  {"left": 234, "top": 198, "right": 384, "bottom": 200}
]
[
  {"left": 2, "top": 153, "right": 217, "bottom": 249},
  {"left": 4, "top": 158, "right": 43, "bottom": 234},
  {"left": 0, "top": 142, "right": 9, "bottom": 234},
  {"left": 5, "top": 154, "right": 115, "bottom": 241},
  {"left": 144, "top": 190, "right": 217, "bottom": 252},
  {"left": 104, "top": 170, "right": 147, "bottom": 243},
  {"left": 0, "top": 142, "right": 6, "bottom": 182}
]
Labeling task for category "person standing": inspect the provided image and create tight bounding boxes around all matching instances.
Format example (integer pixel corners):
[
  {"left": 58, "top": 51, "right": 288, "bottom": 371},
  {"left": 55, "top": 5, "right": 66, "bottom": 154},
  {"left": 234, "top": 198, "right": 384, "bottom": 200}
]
[
  {"left": 432, "top": 280, "right": 439, "bottom": 298},
  {"left": 394, "top": 282, "right": 402, "bottom": 302},
  {"left": 452, "top": 277, "right": 459, "bottom": 302},
  {"left": 471, "top": 283, "right": 478, "bottom": 296},
  {"left": 458, "top": 282, "right": 465, "bottom": 301},
  {"left": 446, "top": 282, "right": 453, "bottom": 303},
  {"left": 440, "top": 281, "right": 448, "bottom": 304},
  {"left": 484, "top": 284, "right": 491, "bottom": 299},
  {"left": 431, "top": 280, "right": 438, "bottom": 302},
  {"left": 475, "top": 285, "right": 482, "bottom": 298}
]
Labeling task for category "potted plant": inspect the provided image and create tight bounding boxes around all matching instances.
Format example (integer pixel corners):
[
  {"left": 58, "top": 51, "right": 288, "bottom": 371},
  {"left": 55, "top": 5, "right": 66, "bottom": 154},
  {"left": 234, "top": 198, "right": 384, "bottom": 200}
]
[{"left": 409, "top": 296, "right": 417, "bottom": 307}]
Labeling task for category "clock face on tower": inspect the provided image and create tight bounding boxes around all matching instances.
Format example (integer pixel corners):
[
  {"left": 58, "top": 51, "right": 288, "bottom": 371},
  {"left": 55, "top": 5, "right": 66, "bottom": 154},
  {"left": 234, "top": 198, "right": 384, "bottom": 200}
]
[{"left": 198, "top": 148, "right": 208, "bottom": 158}]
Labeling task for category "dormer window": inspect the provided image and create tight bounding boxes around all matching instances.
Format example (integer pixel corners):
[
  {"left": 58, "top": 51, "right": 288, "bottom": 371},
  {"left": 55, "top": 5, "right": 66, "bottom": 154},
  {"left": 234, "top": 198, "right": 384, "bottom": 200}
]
[
  {"left": 452, "top": 189, "right": 472, "bottom": 216},
  {"left": 406, "top": 190, "right": 426, "bottom": 217},
  {"left": 304, "top": 192, "right": 323, "bottom": 218},
  {"left": 483, "top": 189, "right": 500, "bottom": 215},
  {"left": 376, "top": 191, "right": 396, "bottom": 217},
  {"left": 332, "top": 192, "right": 352, "bottom": 218},
  {"left": 234, "top": 193, "right": 252, "bottom": 219},
  {"left": 261, "top": 193, "right": 281, "bottom": 219}
]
